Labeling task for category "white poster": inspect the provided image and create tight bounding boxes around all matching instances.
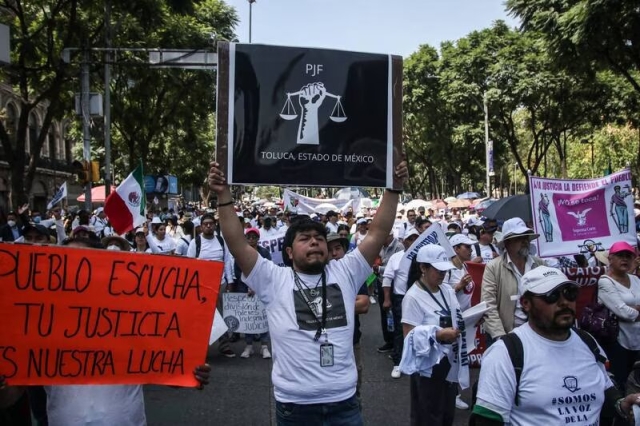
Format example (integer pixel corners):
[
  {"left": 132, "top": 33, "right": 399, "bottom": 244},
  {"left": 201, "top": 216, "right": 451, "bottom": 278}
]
[
  {"left": 209, "top": 309, "right": 228, "bottom": 345},
  {"left": 283, "top": 189, "right": 353, "bottom": 215},
  {"left": 258, "top": 227, "right": 287, "bottom": 266},
  {"left": 529, "top": 169, "right": 635, "bottom": 257},
  {"left": 395, "top": 223, "right": 455, "bottom": 290},
  {"left": 222, "top": 293, "right": 269, "bottom": 335}
]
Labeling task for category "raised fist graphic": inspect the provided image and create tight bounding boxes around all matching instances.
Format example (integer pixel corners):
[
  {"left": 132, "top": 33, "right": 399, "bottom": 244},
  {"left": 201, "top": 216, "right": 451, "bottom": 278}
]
[{"left": 298, "top": 82, "right": 327, "bottom": 111}]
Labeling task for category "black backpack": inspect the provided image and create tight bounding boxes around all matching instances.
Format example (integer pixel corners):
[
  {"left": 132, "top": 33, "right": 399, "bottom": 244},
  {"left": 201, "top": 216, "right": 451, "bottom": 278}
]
[
  {"left": 195, "top": 234, "right": 226, "bottom": 259},
  {"left": 502, "top": 328, "right": 606, "bottom": 406},
  {"left": 474, "top": 242, "right": 498, "bottom": 258}
]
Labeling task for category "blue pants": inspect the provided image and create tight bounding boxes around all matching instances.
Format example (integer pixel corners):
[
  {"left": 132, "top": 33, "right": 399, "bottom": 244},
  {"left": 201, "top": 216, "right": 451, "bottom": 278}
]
[
  {"left": 245, "top": 332, "right": 269, "bottom": 344},
  {"left": 276, "top": 395, "right": 362, "bottom": 426}
]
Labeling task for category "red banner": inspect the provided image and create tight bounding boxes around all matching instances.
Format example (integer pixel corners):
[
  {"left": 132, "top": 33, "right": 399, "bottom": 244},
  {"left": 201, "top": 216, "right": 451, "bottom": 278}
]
[
  {"left": 463, "top": 262, "right": 604, "bottom": 367},
  {"left": 0, "top": 243, "right": 222, "bottom": 386}
]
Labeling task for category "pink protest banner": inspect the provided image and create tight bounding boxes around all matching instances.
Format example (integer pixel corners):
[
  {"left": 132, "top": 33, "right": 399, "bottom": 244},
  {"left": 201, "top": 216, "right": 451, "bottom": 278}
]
[{"left": 529, "top": 169, "right": 635, "bottom": 257}]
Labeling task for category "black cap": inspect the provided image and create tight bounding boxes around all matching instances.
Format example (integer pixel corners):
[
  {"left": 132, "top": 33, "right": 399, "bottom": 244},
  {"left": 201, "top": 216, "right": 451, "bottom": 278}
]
[{"left": 22, "top": 223, "right": 50, "bottom": 237}]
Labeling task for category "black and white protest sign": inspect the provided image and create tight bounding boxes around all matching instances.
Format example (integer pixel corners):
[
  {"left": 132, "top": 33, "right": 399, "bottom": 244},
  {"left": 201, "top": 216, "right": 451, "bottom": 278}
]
[
  {"left": 216, "top": 42, "right": 403, "bottom": 188},
  {"left": 222, "top": 293, "right": 269, "bottom": 334}
]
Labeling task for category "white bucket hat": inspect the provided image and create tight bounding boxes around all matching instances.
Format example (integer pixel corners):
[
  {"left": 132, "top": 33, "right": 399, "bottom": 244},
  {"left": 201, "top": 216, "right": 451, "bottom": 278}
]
[{"left": 497, "top": 217, "right": 539, "bottom": 249}]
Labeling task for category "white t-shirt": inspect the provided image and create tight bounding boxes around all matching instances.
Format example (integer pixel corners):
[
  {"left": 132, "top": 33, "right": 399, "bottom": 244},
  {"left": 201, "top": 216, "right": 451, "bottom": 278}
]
[
  {"left": 382, "top": 250, "right": 408, "bottom": 295},
  {"left": 475, "top": 242, "right": 500, "bottom": 264},
  {"left": 443, "top": 266, "right": 474, "bottom": 311},
  {"left": 401, "top": 283, "right": 464, "bottom": 383},
  {"left": 45, "top": 385, "right": 146, "bottom": 426},
  {"left": 150, "top": 234, "right": 176, "bottom": 254},
  {"left": 175, "top": 235, "right": 191, "bottom": 256},
  {"left": 326, "top": 222, "right": 339, "bottom": 233},
  {"left": 187, "top": 235, "right": 234, "bottom": 283},
  {"left": 260, "top": 227, "right": 279, "bottom": 238},
  {"left": 242, "top": 249, "right": 371, "bottom": 404},
  {"left": 92, "top": 216, "right": 107, "bottom": 235},
  {"left": 476, "top": 323, "right": 612, "bottom": 425}
]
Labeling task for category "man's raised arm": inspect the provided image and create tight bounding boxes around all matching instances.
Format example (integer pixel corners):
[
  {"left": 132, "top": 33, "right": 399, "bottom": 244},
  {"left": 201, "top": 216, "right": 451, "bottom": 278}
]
[
  {"left": 207, "top": 162, "right": 258, "bottom": 277},
  {"left": 358, "top": 161, "right": 408, "bottom": 266}
]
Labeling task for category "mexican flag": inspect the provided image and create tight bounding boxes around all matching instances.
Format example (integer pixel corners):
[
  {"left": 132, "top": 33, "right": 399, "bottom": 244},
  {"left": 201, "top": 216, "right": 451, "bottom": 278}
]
[{"left": 104, "top": 164, "right": 146, "bottom": 235}]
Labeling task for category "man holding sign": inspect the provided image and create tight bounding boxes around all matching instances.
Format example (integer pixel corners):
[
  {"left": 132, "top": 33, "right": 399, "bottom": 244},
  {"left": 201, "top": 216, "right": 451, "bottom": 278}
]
[{"left": 207, "top": 160, "right": 408, "bottom": 425}]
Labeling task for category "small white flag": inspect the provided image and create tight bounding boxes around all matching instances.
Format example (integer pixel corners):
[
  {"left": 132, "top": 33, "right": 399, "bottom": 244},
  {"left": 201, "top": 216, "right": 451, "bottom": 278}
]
[{"left": 47, "top": 182, "right": 67, "bottom": 210}]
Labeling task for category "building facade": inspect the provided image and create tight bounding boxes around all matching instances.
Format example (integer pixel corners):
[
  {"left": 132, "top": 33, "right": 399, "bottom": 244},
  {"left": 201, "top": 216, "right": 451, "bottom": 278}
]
[{"left": 0, "top": 83, "right": 83, "bottom": 214}]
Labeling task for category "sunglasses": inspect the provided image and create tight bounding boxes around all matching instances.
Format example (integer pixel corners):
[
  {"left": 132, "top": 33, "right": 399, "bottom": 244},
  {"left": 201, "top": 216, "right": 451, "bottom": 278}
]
[{"left": 533, "top": 285, "right": 579, "bottom": 304}]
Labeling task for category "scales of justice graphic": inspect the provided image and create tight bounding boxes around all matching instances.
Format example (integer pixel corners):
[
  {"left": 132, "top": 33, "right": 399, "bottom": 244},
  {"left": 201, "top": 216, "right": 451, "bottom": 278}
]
[{"left": 279, "top": 82, "right": 347, "bottom": 145}]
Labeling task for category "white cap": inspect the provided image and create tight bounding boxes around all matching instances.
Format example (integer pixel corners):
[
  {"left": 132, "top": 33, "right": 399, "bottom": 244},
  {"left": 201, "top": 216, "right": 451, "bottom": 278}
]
[
  {"left": 521, "top": 266, "right": 577, "bottom": 295},
  {"left": 449, "top": 234, "right": 475, "bottom": 247},
  {"left": 356, "top": 212, "right": 365, "bottom": 219},
  {"left": 498, "top": 217, "right": 539, "bottom": 248},
  {"left": 416, "top": 245, "right": 456, "bottom": 271},
  {"left": 151, "top": 216, "right": 163, "bottom": 224},
  {"left": 356, "top": 218, "right": 367, "bottom": 225},
  {"left": 467, "top": 217, "right": 484, "bottom": 227},
  {"left": 403, "top": 227, "right": 420, "bottom": 240}
]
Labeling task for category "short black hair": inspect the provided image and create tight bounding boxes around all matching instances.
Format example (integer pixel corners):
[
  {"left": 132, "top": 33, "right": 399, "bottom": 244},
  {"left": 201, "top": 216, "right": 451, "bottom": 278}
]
[
  {"left": 337, "top": 224, "right": 350, "bottom": 233},
  {"left": 201, "top": 213, "right": 215, "bottom": 223},
  {"left": 182, "top": 220, "right": 195, "bottom": 236},
  {"left": 282, "top": 219, "right": 328, "bottom": 267},
  {"left": 416, "top": 218, "right": 431, "bottom": 228}
]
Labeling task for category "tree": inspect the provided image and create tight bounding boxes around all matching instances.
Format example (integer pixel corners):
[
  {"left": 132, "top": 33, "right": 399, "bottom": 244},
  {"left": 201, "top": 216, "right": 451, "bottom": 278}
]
[
  {"left": 506, "top": 0, "right": 640, "bottom": 96},
  {"left": 0, "top": 0, "right": 85, "bottom": 208},
  {"left": 0, "top": 0, "right": 237, "bottom": 208}
]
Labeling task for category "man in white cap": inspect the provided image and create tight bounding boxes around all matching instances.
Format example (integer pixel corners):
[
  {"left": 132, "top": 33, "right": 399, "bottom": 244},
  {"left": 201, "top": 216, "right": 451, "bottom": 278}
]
[
  {"left": 472, "top": 267, "right": 640, "bottom": 425},
  {"left": 91, "top": 207, "right": 108, "bottom": 238},
  {"left": 481, "top": 218, "right": 545, "bottom": 341}
]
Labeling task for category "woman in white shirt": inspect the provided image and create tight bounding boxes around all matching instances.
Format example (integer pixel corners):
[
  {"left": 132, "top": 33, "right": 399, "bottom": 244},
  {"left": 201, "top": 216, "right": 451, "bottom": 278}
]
[
  {"left": 598, "top": 241, "right": 640, "bottom": 391},
  {"left": 401, "top": 244, "right": 466, "bottom": 426},
  {"left": 149, "top": 222, "right": 176, "bottom": 254}
]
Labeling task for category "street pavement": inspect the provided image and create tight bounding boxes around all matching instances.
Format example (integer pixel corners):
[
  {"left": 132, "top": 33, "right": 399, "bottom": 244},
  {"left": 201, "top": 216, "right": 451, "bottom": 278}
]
[{"left": 144, "top": 298, "right": 476, "bottom": 425}]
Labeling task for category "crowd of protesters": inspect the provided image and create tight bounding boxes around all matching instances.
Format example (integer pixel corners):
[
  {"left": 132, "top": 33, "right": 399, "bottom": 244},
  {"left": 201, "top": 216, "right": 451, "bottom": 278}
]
[{"left": 3, "top": 178, "right": 640, "bottom": 425}]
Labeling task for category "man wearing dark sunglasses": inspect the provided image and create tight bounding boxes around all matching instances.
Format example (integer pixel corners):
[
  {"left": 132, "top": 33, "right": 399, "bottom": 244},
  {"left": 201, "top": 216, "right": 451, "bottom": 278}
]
[{"left": 472, "top": 267, "right": 640, "bottom": 425}]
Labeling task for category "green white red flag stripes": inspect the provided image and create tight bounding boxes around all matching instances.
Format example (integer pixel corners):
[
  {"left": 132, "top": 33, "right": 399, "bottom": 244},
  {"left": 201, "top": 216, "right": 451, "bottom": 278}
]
[{"left": 104, "top": 164, "right": 146, "bottom": 235}]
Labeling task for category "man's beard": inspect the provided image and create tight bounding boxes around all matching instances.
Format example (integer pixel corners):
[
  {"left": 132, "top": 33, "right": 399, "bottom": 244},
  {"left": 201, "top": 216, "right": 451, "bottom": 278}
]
[
  {"left": 297, "top": 260, "right": 326, "bottom": 275},
  {"left": 517, "top": 246, "right": 530, "bottom": 258},
  {"left": 529, "top": 306, "right": 575, "bottom": 334}
]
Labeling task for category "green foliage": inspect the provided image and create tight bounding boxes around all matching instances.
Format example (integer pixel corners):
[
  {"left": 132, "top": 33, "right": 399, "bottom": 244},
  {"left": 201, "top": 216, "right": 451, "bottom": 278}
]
[
  {"left": 402, "top": 18, "right": 638, "bottom": 197},
  {"left": 506, "top": 0, "right": 640, "bottom": 95},
  {"left": 0, "top": 0, "right": 237, "bottom": 207}
]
